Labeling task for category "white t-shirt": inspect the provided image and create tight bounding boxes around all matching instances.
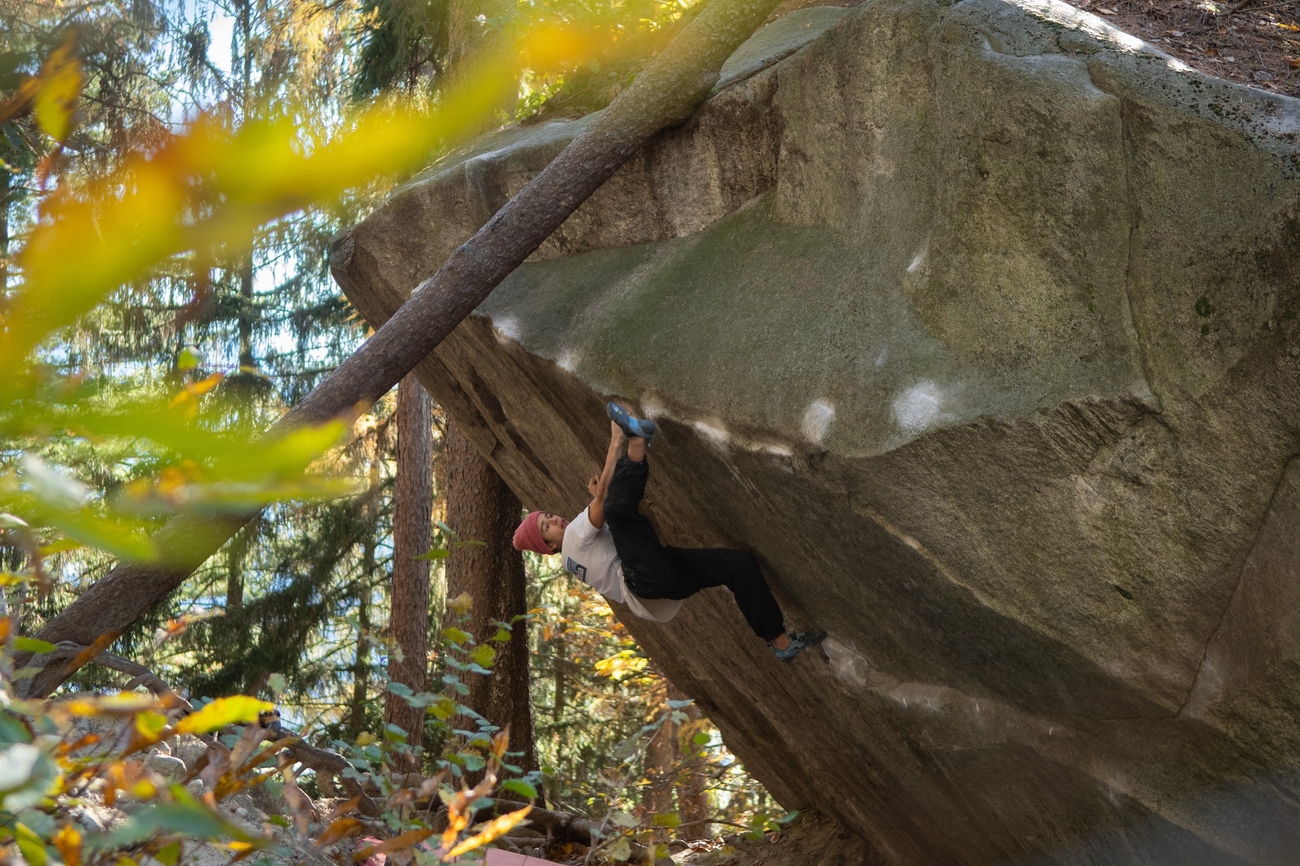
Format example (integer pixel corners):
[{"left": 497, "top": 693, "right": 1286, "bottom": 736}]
[{"left": 561, "top": 508, "right": 682, "bottom": 622}]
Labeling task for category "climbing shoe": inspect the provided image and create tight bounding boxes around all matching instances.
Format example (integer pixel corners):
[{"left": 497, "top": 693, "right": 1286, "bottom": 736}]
[
  {"left": 607, "top": 402, "right": 657, "bottom": 443},
  {"left": 772, "top": 629, "right": 827, "bottom": 663}
]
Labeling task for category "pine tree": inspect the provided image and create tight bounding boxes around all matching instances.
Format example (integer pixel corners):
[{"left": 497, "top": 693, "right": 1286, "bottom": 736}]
[
  {"left": 444, "top": 420, "right": 537, "bottom": 774},
  {"left": 385, "top": 374, "right": 433, "bottom": 766}
]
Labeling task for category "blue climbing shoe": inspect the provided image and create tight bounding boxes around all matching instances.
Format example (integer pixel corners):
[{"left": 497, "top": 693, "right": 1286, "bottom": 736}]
[
  {"left": 772, "top": 629, "right": 827, "bottom": 663},
  {"left": 607, "top": 402, "right": 657, "bottom": 443}
]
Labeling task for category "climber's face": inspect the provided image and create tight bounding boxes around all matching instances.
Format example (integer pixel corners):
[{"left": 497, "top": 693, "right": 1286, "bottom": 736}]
[{"left": 538, "top": 512, "right": 568, "bottom": 553}]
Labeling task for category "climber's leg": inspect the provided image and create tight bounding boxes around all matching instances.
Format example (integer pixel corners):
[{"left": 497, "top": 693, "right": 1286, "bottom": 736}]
[
  {"left": 665, "top": 547, "right": 786, "bottom": 642},
  {"left": 603, "top": 456, "right": 683, "bottom": 595}
]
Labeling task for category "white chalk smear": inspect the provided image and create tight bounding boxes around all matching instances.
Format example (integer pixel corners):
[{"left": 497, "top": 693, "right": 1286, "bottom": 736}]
[
  {"left": 802, "top": 399, "right": 835, "bottom": 444},
  {"left": 892, "top": 382, "right": 944, "bottom": 434},
  {"left": 692, "top": 420, "right": 730, "bottom": 447},
  {"left": 640, "top": 397, "right": 666, "bottom": 420},
  {"left": 492, "top": 316, "right": 522, "bottom": 344},
  {"left": 556, "top": 349, "right": 580, "bottom": 372},
  {"left": 907, "top": 244, "right": 928, "bottom": 274}
]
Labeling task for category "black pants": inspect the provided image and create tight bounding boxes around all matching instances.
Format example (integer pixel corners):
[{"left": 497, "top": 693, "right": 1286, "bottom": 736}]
[{"left": 603, "top": 456, "right": 786, "bottom": 642}]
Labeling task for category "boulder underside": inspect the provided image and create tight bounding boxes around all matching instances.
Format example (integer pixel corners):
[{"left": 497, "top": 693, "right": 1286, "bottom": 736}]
[{"left": 332, "top": 0, "right": 1300, "bottom": 862}]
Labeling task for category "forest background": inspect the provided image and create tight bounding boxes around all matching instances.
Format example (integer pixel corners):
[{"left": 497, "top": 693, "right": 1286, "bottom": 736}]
[{"left": 0, "top": 0, "right": 784, "bottom": 852}]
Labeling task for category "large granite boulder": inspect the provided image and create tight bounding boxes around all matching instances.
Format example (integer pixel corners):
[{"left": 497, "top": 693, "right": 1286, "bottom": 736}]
[{"left": 331, "top": 0, "right": 1300, "bottom": 861}]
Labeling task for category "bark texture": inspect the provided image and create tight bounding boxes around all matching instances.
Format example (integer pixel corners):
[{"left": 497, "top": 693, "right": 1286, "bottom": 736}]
[
  {"left": 385, "top": 375, "right": 434, "bottom": 764},
  {"left": 641, "top": 689, "right": 677, "bottom": 842},
  {"left": 444, "top": 419, "right": 537, "bottom": 775},
  {"left": 21, "top": 0, "right": 784, "bottom": 699},
  {"left": 641, "top": 680, "right": 712, "bottom": 841},
  {"left": 673, "top": 683, "right": 710, "bottom": 841}
]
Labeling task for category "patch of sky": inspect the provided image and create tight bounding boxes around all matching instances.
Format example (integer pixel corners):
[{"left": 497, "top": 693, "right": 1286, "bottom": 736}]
[{"left": 161, "top": 0, "right": 238, "bottom": 127}]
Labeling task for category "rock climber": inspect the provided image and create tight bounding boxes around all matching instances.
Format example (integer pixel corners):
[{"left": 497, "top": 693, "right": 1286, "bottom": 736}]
[{"left": 513, "top": 402, "right": 825, "bottom": 662}]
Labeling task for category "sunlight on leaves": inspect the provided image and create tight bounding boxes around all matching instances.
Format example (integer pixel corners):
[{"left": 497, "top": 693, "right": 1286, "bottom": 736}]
[
  {"left": 443, "top": 805, "right": 532, "bottom": 859},
  {"left": 175, "top": 696, "right": 273, "bottom": 734}
]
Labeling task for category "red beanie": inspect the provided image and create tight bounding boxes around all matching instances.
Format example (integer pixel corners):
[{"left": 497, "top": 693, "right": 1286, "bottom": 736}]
[{"left": 513, "top": 511, "right": 552, "bottom": 555}]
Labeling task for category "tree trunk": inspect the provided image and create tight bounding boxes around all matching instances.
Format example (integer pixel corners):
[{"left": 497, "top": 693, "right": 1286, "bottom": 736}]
[
  {"left": 673, "top": 682, "right": 711, "bottom": 840},
  {"left": 238, "top": 250, "right": 255, "bottom": 372},
  {"left": 349, "top": 450, "right": 382, "bottom": 737},
  {"left": 225, "top": 545, "right": 244, "bottom": 613},
  {"left": 1, "top": 166, "right": 9, "bottom": 293},
  {"left": 642, "top": 692, "right": 677, "bottom": 841},
  {"left": 349, "top": 579, "right": 372, "bottom": 736},
  {"left": 225, "top": 518, "right": 255, "bottom": 613},
  {"left": 446, "top": 0, "right": 515, "bottom": 131},
  {"left": 444, "top": 419, "right": 537, "bottom": 775},
  {"left": 385, "top": 375, "right": 433, "bottom": 768},
  {"left": 22, "top": 0, "right": 787, "bottom": 697}
]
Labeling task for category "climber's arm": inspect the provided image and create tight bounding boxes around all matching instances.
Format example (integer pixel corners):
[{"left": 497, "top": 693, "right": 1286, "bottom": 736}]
[{"left": 586, "top": 422, "right": 624, "bottom": 529}]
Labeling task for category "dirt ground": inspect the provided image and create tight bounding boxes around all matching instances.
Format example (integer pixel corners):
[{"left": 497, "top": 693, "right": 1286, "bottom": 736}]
[
  {"left": 669, "top": 812, "right": 881, "bottom": 866},
  {"left": 1066, "top": 0, "right": 1300, "bottom": 96},
  {"left": 772, "top": 0, "right": 1300, "bottom": 96}
]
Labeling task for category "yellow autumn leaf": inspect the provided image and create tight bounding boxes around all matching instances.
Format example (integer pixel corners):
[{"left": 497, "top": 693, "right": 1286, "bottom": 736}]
[
  {"left": 127, "top": 778, "right": 157, "bottom": 799},
  {"left": 446, "top": 592, "right": 474, "bottom": 615},
  {"left": 355, "top": 829, "right": 435, "bottom": 859},
  {"left": 65, "top": 693, "right": 159, "bottom": 716},
  {"left": 443, "top": 806, "right": 533, "bottom": 859},
  {"left": 135, "top": 711, "right": 169, "bottom": 740},
  {"left": 31, "top": 35, "right": 84, "bottom": 143},
  {"left": 52, "top": 824, "right": 81, "bottom": 866},
  {"left": 176, "top": 696, "right": 273, "bottom": 734},
  {"left": 468, "top": 643, "right": 496, "bottom": 669},
  {"left": 313, "top": 817, "right": 362, "bottom": 849}
]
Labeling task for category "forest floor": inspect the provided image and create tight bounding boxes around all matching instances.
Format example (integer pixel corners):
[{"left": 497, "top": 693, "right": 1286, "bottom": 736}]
[
  {"left": 668, "top": 812, "right": 875, "bottom": 866},
  {"left": 1066, "top": 0, "right": 1300, "bottom": 96},
  {"left": 774, "top": 0, "right": 1300, "bottom": 96}
]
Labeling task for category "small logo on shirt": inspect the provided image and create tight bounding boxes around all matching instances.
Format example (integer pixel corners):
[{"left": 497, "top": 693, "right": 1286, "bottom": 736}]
[{"left": 565, "top": 557, "right": 587, "bottom": 583}]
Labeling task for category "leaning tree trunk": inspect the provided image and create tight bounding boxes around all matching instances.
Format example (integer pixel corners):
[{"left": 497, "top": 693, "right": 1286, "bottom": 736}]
[
  {"left": 385, "top": 375, "right": 434, "bottom": 768},
  {"left": 21, "top": 0, "right": 788, "bottom": 697},
  {"left": 444, "top": 420, "right": 538, "bottom": 776}
]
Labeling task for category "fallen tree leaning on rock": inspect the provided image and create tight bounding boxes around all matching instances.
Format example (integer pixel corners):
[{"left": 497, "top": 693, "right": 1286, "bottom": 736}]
[{"left": 21, "top": 0, "right": 791, "bottom": 699}]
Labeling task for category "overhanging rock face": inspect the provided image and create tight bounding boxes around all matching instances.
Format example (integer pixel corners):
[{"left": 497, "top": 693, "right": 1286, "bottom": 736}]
[{"left": 332, "top": 0, "right": 1300, "bottom": 861}]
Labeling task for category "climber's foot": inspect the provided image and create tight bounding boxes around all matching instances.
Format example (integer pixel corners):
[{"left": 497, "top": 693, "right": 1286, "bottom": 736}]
[
  {"left": 607, "top": 402, "right": 656, "bottom": 444},
  {"left": 772, "top": 629, "right": 827, "bottom": 663}
]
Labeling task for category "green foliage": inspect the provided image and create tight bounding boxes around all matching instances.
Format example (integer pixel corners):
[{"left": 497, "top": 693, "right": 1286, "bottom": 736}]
[
  {"left": 514, "top": 0, "right": 702, "bottom": 121},
  {"left": 352, "top": 0, "right": 451, "bottom": 99},
  {"left": 526, "top": 553, "right": 790, "bottom": 845},
  {"left": 0, "top": 534, "right": 531, "bottom": 864}
]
